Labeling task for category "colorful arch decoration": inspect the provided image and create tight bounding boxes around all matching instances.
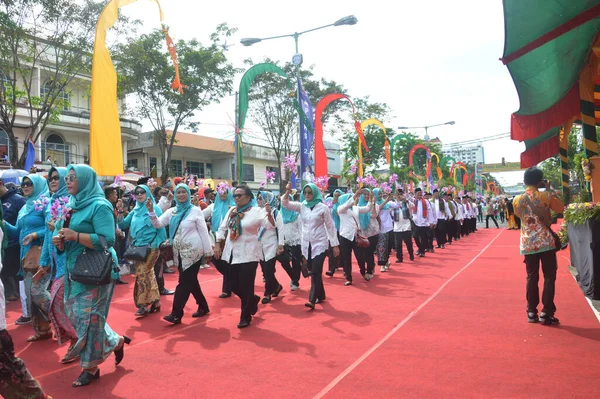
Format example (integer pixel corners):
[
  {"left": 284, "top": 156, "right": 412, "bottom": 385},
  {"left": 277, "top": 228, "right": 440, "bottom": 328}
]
[
  {"left": 430, "top": 152, "right": 443, "bottom": 180},
  {"left": 389, "top": 133, "right": 411, "bottom": 168},
  {"left": 486, "top": 182, "right": 497, "bottom": 193},
  {"left": 440, "top": 156, "right": 456, "bottom": 169},
  {"left": 453, "top": 165, "right": 468, "bottom": 186},
  {"left": 314, "top": 93, "right": 367, "bottom": 179},
  {"left": 357, "top": 118, "right": 389, "bottom": 178},
  {"left": 409, "top": 144, "right": 431, "bottom": 191},
  {"left": 236, "top": 63, "right": 312, "bottom": 182}
]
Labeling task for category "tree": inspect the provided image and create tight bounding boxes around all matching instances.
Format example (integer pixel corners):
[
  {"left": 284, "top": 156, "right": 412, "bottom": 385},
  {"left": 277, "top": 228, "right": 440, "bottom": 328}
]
[
  {"left": 0, "top": 0, "right": 129, "bottom": 168},
  {"left": 244, "top": 58, "right": 346, "bottom": 191},
  {"left": 117, "top": 24, "right": 238, "bottom": 180}
]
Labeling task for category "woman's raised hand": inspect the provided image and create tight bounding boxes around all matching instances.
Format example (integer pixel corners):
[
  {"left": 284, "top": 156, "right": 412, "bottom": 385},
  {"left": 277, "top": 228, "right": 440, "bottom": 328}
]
[{"left": 146, "top": 198, "right": 154, "bottom": 212}]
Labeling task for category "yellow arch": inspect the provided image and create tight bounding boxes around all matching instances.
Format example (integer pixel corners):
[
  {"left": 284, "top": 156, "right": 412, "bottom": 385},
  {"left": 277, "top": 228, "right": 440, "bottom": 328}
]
[{"left": 358, "top": 118, "right": 389, "bottom": 178}]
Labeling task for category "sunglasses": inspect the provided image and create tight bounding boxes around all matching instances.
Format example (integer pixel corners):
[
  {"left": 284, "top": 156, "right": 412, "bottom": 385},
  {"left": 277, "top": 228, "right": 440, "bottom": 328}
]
[
  {"left": 64, "top": 175, "right": 77, "bottom": 183},
  {"left": 47, "top": 175, "right": 60, "bottom": 182},
  {"left": 21, "top": 181, "right": 33, "bottom": 188},
  {"left": 233, "top": 194, "right": 245, "bottom": 199},
  {"left": 134, "top": 190, "right": 146, "bottom": 196}
]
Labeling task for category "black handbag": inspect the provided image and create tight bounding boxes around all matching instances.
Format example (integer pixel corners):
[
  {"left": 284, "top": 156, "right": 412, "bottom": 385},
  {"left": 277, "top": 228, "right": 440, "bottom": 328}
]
[
  {"left": 123, "top": 231, "right": 158, "bottom": 262},
  {"left": 70, "top": 236, "right": 117, "bottom": 286}
]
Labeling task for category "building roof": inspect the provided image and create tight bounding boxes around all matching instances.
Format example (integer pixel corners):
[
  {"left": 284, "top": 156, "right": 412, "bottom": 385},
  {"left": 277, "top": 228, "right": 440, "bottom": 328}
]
[{"left": 166, "top": 130, "right": 234, "bottom": 154}]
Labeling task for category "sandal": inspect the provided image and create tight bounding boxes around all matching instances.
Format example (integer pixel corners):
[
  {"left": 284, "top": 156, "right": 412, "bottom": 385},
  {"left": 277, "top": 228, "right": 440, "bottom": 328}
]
[
  {"left": 26, "top": 332, "right": 53, "bottom": 342},
  {"left": 114, "top": 336, "right": 131, "bottom": 365},
  {"left": 135, "top": 307, "right": 148, "bottom": 318},
  {"left": 149, "top": 302, "right": 161, "bottom": 314},
  {"left": 72, "top": 369, "right": 100, "bottom": 388}
]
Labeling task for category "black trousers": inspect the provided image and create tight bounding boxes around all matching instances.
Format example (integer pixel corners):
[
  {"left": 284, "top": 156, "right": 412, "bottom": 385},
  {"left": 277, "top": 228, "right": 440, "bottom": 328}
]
[
  {"left": 279, "top": 244, "right": 302, "bottom": 287},
  {"left": 446, "top": 219, "right": 457, "bottom": 243},
  {"left": 1, "top": 245, "right": 20, "bottom": 298},
  {"left": 525, "top": 250, "right": 557, "bottom": 316},
  {"left": 499, "top": 211, "right": 505, "bottom": 223},
  {"left": 327, "top": 236, "right": 341, "bottom": 273},
  {"left": 394, "top": 231, "right": 414, "bottom": 260},
  {"left": 230, "top": 261, "right": 259, "bottom": 322},
  {"left": 212, "top": 258, "right": 231, "bottom": 294},
  {"left": 307, "top": 245, "right": 327, "bottom": 303},
  {"left": 427, "top": 227, "right": 435, "bottom": 250},
  {"left": 435, "top": 219, "right": 447, "bottom": 246},
  {"left": 340, "top": 235, "right": 362, "bottom": 282},
  {"left": 260, "top": 257, "right": 281, "bottom": 296},
  {"left": 413, "top": 226, "right": 430, "bottom": 254},
  {"left": 357, "top": 235, "right": 378, "bottom": 275},
  {"left": 172, "top": 260, "right": 208, "bottom": 318},
  {"left": 153, "top": 253, "right": 165, "bottom": 291},
  {"left": 486, "top": 215, "right": 499, "bottom": 228}
]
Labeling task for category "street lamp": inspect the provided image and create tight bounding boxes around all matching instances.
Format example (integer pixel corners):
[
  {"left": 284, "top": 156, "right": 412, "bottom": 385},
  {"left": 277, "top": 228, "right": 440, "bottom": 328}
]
[
  {"left": 240, "top": 15, "right": 358, "bottom": 185},
  {"left": 397, "top": 121, "right": 455, "bottom": 141}
]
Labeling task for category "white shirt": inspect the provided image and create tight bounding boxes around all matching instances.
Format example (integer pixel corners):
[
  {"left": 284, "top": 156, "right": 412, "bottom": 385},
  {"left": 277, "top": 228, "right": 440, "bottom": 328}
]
[
  {"left": 216, "top": 206, "right": 274, "bottom": 265},
  {"left": 433, "top": 199, "right": 450, "bottom": 220},
  {"left": 446, "top": 200, "right": 458, "bottom": 220},
  {"left": 377, "top": 202, "right": 397, "bottom": 234},
  {"left": 412, "top": 198, "right": 436, "bottom": 227},
  {"left": 0, "top": 229, "right": 6, "bottom": 330},
  {"left": 149, "top": 207, "right": 213, "bottom": 271},
  {"left": 282, "top": 199, "right": 339, "bottom": 260},
  {"left": 259, "top": 211, "right": 285, "bottom": 261},
  {"left": 393, "top": 201, "right": 413, "bottom": 232},
  {"left": 158, "top": 196, "right": 172, "bottom": 213},
  {"left": 456, "top": 203, "right": 465, "bottom": 221},
  {"left": 282, "top": 215, "right": 302, "bottom": 246},
  {"left": 337, "top": 198, "right": 372, "bottom": 241}
]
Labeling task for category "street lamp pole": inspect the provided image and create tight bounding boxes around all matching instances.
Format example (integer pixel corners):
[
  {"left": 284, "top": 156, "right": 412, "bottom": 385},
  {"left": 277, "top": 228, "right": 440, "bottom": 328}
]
[
  {"left": 240, "top": 15, "right": 358, "bottom": 187},
  {"left": 397, "top": 121, "right": 456, "bottom": 141}
]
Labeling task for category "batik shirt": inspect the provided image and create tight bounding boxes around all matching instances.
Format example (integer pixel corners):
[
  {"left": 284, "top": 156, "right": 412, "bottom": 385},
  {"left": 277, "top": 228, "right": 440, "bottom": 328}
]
[{"left": 513, "top": 186, "right": 564, "bottom": 255}]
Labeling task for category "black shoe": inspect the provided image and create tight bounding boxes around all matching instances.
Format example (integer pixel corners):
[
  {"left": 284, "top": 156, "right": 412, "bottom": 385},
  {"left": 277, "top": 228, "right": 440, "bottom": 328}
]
[
  {"left": 237, "top": 317, "right": 252, "bottom": 329},
  {"left": 15, "top": 316, "right": 32, "bottom": 325},
  {"left": 325, "top": 271, "right": 334, "bottom": 277},
  {"left": 219, "top": 292, "right": 232, "bottom": 298},
  {"left": 436, "top": 245, "right": 441, "bottom": 249},
  {"left": 430, "top": 248, "right": 435, "bottom": 253},
  {"left": 409, "top": 254, "right": 415, "bottom": 261},
  {"left": 116, "top": 279, "right": 128, "bottom": 285},
  {"left": 305, "top": 301, "right": 315, "bottom": 310},
  {"left": 344, "top": 281, "right": 352, "bottom": 286},
  {"left": 163, "top": 268, "right": 176, "bottom": 274},
  {"left": 395, "top": 258, "right": 402, "bottom": 263},
  {"left": 419, "top": 253, "right": 425, "bottom": 258},
  {"left": 261, "top": 296, "right": 271, "bottom": 304},
  {"left": 441, "top": 245, "right": 445, "bottom": 249},
  {"left": 72, "top": 369, "right": 100, "bottom": 387},
  {"left": 114, "top": 336, "right": 131, "bottom": 365},
  {"left": 160, "top": 288, "right": 175, "bottom": 295},
  {"left": 163, "top": 314, "right": 182, "bottom": 325},
  {"left": 539, "top": 313, "right": 560, "bottom": 325},
  {"left": 527, "top": 312, "right": 539, "bottom": 323},
  {"left": 192, "top": 307, "right": 210, "bottom": 318},
  {"left": 272, "top": 284, "right": 283, "bottom": 297},
  {"left": 448, "top": 241, "right": 452, "bottom": 245},
  {"left": 251, "top": 295, "right": 260, "bottom": 315},
  {"left": 148, "top": 302, "right": 161, "bottom": 313}
]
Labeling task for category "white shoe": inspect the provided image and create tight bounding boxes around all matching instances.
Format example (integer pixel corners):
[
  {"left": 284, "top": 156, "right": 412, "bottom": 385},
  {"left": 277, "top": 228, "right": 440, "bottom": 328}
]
[
  {"left": 290, "top": 284, "right": 300, "bottom": 291},
  {"left": 380, "top": 266, "right": 387, "bottom": 273}
]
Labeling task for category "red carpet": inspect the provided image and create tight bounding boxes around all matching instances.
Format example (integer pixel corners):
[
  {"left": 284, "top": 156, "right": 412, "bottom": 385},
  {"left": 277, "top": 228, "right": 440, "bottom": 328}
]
[{"left": 5, "top": 229, "right": 600, "bottom": 398}]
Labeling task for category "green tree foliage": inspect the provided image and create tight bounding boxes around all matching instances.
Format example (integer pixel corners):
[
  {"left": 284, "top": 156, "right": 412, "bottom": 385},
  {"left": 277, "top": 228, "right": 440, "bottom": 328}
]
[{"left": 117, "top": 24, "right": 238, "bottom": 180}]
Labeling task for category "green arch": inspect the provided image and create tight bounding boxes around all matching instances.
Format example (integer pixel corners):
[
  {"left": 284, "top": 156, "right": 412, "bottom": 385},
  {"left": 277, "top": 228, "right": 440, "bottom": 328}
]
[{"left": 389, "top": 133, "right": 411, "bottom": 167}]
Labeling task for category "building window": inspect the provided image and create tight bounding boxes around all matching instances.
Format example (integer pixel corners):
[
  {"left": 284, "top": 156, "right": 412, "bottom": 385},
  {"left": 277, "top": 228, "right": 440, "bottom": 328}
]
[
  {"left": 187, "top": 161, "right": 204, "bottom": 177},
  {"left": 40, "top": 81, "right": 70, "bottom": 111},
  {"left": 206, "top": 163, "right": 212, "bottom": 178},
  {"left": 242, "top": 164, "right": 254, "bottom": 182},
  {"left": 0, "top": 72, "right": 13, "bottom": 87},
  {"left": 42, "top": 133, "right": 69, "bottom": 166},
  {"left": 0, "top": 128, "right": 11, "bottom": 162},
  {"left": 170, "top": 159, "right": 183, "bottom": 176},
  {"left": 266, "top": 166, "right": 280, "bottom": 183},
  {"left": 149, "top": 157, "right": 157, "bottom": 174},
  {"left": 128, "top": 159, "right": 138, "bottom": 170}
]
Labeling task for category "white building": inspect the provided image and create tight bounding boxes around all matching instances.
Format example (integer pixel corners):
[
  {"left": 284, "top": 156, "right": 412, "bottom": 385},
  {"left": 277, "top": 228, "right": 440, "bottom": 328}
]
[{"left": 441, "top": 144, "right": 485, "bottom": 167}]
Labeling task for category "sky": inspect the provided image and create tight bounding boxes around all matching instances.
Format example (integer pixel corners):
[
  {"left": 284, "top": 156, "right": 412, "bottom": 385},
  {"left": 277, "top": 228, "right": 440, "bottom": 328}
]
[{"left": 120, "top": 0, "right": 525, "bottom": 185}]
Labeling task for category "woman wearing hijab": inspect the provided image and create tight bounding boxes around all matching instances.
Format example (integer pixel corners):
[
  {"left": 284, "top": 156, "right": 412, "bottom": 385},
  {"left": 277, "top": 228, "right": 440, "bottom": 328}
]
[
  {"left": 147, "top": 184, "right": 213, "bottom": 324},
  {"left": 357, "top": 189, "right": 379, "bottom": 281},
  {"left": 52, "top": 165, "right": 129, "bottom": 388},
  {"left": 279, "top": 191, "right": 302, "bottom": 291},
  {"left": 257, "top": 191, "right": 285, "bottom": 304},
  {"left": 204, "top": 186, "right": 235, "bottom": 298},
  {"left": 336, "top": 189, "right": 373, "bottom": 286},
  {"left": 373, "top": 188, "right": 394, "bottom": 272},
  {"left": 5, "top": 174, "right": 50, "bottom": 342},
  {"left": 281, "top": 183, "right": 339, "bottom": 310},
  {"left": 118, "top": 185, "right": 167, "bottom": 317},
  {"left": 325, "top": 189, "right": 343, "bottom": 277},
  {"left": 38, "top": 167, "right": 78, "bottom": 363},
  {"left": 213, "top": 185, "right": 275, "bottom": 328}
]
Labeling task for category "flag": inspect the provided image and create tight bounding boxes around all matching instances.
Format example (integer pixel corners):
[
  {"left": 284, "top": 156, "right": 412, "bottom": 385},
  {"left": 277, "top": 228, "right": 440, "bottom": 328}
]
[
  {"left": 298, "top": 78, "right": 314, "bottom": 182},
  {"left": 24, "top": 138, "right": 35, "bottom": 171}
]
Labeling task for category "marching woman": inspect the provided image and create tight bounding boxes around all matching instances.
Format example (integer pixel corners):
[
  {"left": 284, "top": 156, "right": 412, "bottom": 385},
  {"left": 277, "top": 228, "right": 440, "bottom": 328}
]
[
  {"left": 147, "top": 183, "right": 213, "bottom": 324},
  {"left": 357, "top": 189, "right": 379, "bottom": 281},
  {"left": 204, "top": 186, "right": 235, "bottom": 298},
  {"left": 336, "top": 189, "right": 372, "bottom": 286},
  {"left": 373, "top": 188, "right": 394, "bottom": 273},
  {"left": 5, "top": 174, "right": 50, "bottom": 342},
  {"left": 325, "top": 189, "right": 344, "bottom": 277},
  {"left": 282, "top": 182, "right": 339, "bottom": 309},
  {"left": 213, "top": 185, "right": 275, "bottom": 328},
  {"left": 38, "top": 167, "right": 78, "bottom": 363},
  {"left": 53, "top": 165, "right": 129, "bottom": 388},
  {"left": 279, "top": 191, "right": 303, "bottom": 291},
  {"left": 117, "top": 185, "right": 167, "bottom": 318},
  {"left": 257, "top": 191, "right": 284, "bottom": 304}
]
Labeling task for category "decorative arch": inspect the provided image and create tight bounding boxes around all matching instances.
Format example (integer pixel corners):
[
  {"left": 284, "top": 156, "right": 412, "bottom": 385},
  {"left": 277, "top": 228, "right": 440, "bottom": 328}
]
[
  {"left": 409, "top": 144, "right": 431, "bottom": 191},
  {"left": 430, "top": 152, "right": 443, "bottom": 180},
  {"left": 441, "top": 155, "right": 456, "bottom": 169},
  {"left": 389, "top": 133, "right": 410, "bottom": 168},
  {"left": 358, "top": 118, "right": 389, "bottom": 178}
]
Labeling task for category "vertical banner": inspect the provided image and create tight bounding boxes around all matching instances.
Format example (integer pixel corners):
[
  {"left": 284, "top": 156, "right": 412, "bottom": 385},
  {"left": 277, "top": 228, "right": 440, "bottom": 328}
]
[
  {"left": 24, "top": 138, "right": 35, "bottom": 171},
  {"left": 298, "top": 78, "right": 314, "bottom": 186}
]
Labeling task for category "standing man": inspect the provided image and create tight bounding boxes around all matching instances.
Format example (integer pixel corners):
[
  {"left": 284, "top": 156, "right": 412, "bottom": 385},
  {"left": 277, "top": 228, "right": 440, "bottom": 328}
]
[
  {"left": 392, "top": 189, "right": 415, "bottom": 263},
  {"left": 0, "top": 178, "right": 28, "bottom": 324},
  {"left": 432, "top": 189, "right": 449, "bottom": 249},
  {"left": 411, "top": 188, "right": 435, "bottom": 258},
  {"left": 514, "top": 167, "right": 564, "bottom": 325},
  {"left": 445, "top": 192, "right": 458, "bottom": 244}
]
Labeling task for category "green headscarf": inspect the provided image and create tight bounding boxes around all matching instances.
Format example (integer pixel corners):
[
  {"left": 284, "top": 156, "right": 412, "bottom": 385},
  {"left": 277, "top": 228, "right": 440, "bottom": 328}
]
[
  {"left": 212, "top": 188, "right": 235, "bottom": 233},
  {"left": 18, "top": 174, "right": 49, "bottom": 221},
  {"left": 331, "top": 190, "right": 346, "bottom": 231},
  {"left": 169, "top": 183, "right": 193, "bottom": 241},
  {"left": 67, "top": 164, "right": 112, "bottom": 211},
  {"left": 48, "top": 167, "right": 68, "bottom": 201},
  {"left": 131, "top": 185, "right": 155, "bottom": 218},
  {"left": 373, "top": 188, "right": 390, "bottom": 210},
  {"left": 301, "top": 183, "right": 322, "bottom": 208},
  {"left": 358, "top": 189, "right": 372, "bottom": 231}
]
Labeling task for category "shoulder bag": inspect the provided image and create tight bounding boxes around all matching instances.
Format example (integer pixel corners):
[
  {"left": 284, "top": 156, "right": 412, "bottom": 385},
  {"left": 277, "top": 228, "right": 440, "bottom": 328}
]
[
  {"left": 353, "top": 217, "right": 370, "bottom": 248},
  {"left": 70, "top": 235, "right": 117, "bottom": 286}
]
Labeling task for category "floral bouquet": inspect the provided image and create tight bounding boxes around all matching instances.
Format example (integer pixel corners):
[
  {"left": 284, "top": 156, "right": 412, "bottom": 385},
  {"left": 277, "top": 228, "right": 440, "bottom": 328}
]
[
  {"left": 265, "top": 170, "right": 276, "bottom": 184},
  {"left": 217, "top": 181, "right": 230, "bottom": 195},
  {"left": 33, "top": 196, "right": 49, "bottom": 212},
  {"left": 284, "top": 155, "right": 298, "bottom": 175},
  {"left": 582, "top": 158, "right": 593, "bottom": 182},
  {"left": 315, "top": 175, "right": 329, "bottom": 190},
  {"left": 50, "top": 196, "right": 71, "bottom": 221}
]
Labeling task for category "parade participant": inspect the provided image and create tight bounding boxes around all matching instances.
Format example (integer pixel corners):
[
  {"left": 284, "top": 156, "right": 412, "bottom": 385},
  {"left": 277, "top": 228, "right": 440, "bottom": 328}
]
[
  {"left": 357, "top": 189, "right": 379, "bottom": 280},
  {"left": 257, "top": 191, "right": 285, "bottom": 304},
  {"left": 373, "top": 188, "right": 395, "bottom": 272},
  {"left": 213, "top": 186, "right": 275, "bottom": 328},
  {"left": 506, "top": 197, "right": 517, "bottom": 230},
  {"left": 281, "top": 183, "right": 339, "bottom": 309},
  {"left": 431, "top": 189, "right": 449, "bottom": 249},
  {"left": 325, "top": 189, "right": 344, "bottom": 277},
  {"left": 486, "top": 198, "right": 500, "bottom": 228},
  {"left": 412, "top": 188, "right": 436, "bottom": 257},
  {"left": 445, "top": 192, "right": 459, "bottom": 244},
  {"left": 424, "top": 192, "right": 435, "bottom": 252},
  {"left": 280, "top": 191, "right": 303, "bottom": 291},
  {"left": 392, "top": 189, "right": 415, "bottom": 264}
]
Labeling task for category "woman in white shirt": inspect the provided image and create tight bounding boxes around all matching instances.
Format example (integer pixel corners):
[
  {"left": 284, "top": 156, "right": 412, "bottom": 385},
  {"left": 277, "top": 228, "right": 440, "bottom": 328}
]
[
  {"left": 213, "top": 186, "right": 275, "bottom": 328},
  {"left": 279, "top": 191, "right": 303, "bottom": 291},
  {"left": 257, "top": 191, "right": 285, "bottom": 304},
  {"left": 146, "top": 184, "right": 213, "bottom": 325},
  {"left": 336, "top": 189, "right": 372, "bottom": 286},
  {"left": 357, "top": 190, "right": 379, "bottom": 281},
  {"left": 281, "top": 183, "right": 339, "bottom": 310},
  {"left": 373, "top": 188, "right": 395, "bottom": 272},
  {"left": 392, "top": 189, "right": 415, "bottom": 266}
]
